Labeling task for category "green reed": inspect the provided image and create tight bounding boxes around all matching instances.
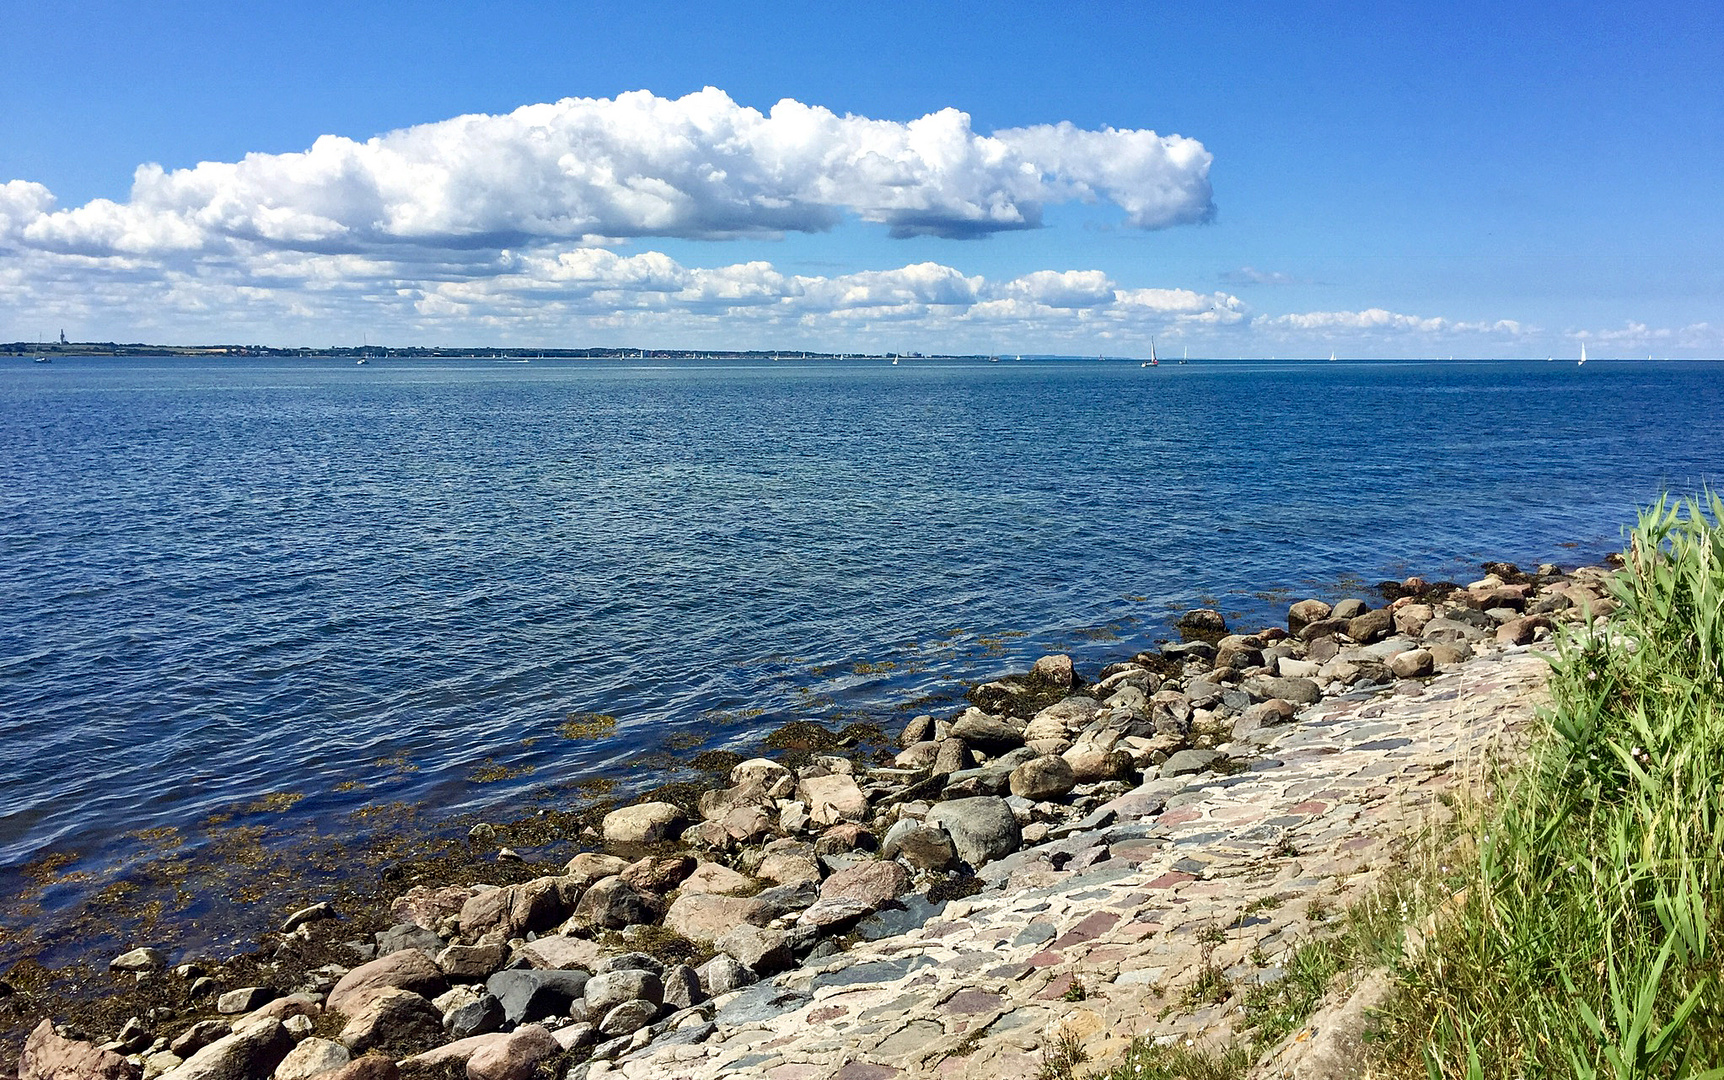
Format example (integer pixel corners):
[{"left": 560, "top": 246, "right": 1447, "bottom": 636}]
[{"left": 1377, "top": 494, "right": 1724, "bottom": 1078}]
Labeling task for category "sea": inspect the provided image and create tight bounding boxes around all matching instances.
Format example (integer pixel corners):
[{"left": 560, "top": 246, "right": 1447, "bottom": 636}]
[{"left": 2, "top": 354, "right": 1721, "bottom": 968}]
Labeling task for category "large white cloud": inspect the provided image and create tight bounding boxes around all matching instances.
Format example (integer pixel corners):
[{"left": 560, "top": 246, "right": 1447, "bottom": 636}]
[{"left": 5, "top": 88, "right": 1214, "bottom": 259}]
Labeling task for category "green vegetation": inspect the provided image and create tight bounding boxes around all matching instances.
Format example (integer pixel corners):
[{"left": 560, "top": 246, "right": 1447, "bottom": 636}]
[{"left": 1372, "top": 495, "right": 1724, "bottom": 1078}]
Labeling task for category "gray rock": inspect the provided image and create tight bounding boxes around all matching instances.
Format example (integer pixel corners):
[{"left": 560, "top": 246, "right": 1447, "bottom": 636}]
[
  {"left": 1331, "top": 598, "right": 1369, "bottom": 621},
  {"left": 110, "top": 948, "right": 166, "bottom": 973},
  {"left": 169, "top": 1022, "right": 230, "bottom": 1059},
  {"left": 280, "top": 903, "right": 336, "bottom": 934},
  {"left": 713, "top": 925, "right": 791, "bottom": 974},
  {"left": 272, "top": 1038, "right": 348, "bottom": 1080},
  {"left": 1008, "top": 755, "right": 1076, "bottom": 800},
  {"left": 601, "top": 802, "right": 683, "bottom": 845},
  {"left": 898, "top": 714, "right": 935, "bottom": 748},
  {"left": 931, "top": 738, "right": 974, "bottom": 775},
  {"left": 1254, "top": 676, "right": 1322, "bottom": 705},
  {"left": 593, "top": 952, "right": 663, "bottom": 976},
  {"left": 1387, "top": 648, "right": 1435, "bottom": 678},
  {"left": 948, "top": 711, "right": 1026, "bottom": 752},
  {"left": 1161, "top": 749, "right": 1223, "bottom": 777},
  {"left": 750, "top": 880, "right": 820, "bottom": 922},
  {"left": 485, "top": 969, "right": 591, "bottom": 1025},
  {"left": 584, "top": 970, "right": 662, "bottom": 1013},
  {"left": 160, "top": 1017, "right": 292, "bottom": 1080},
  {"left": 660, "top": 964, "right": 704, "bottom": 1011},
  {"left": 1347, "top": 608, "right": 1394, "bottom": 643},
  {"left": 880, "top": 819, "right": 957, "bottom": 870},
  {"left": 1423, "top": 617, "right": 1488, "bottom": 643},
  {"left": 375, "top": 923, "right": 442, "bottom": 958},
  {"left": 441, "top": 994, "right": 505, "bottom": 1039},
  {"left": 215, "top": 988, "right": 277, "bottom": 1015},
  {"left": 596, "top": 999, "right": 658, "bottom": 1038},
  {"left": 695, "top": 954, "right": 756, "bottom": 996},
  {"left": 572, "top": 876, "right": 656, "bottom": 930},
  {"left": 925, "top": 797, "right": 1021, "bottom": 868}
]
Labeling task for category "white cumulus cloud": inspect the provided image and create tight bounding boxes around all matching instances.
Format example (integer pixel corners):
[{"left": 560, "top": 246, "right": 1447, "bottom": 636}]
[{"left": 4, "top": 88, "right": 1214, "bottom": 260}]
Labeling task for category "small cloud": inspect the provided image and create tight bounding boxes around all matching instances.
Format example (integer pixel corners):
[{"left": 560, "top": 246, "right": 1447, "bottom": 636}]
[{"left": 1220, "top": 266, "right": 1304, "bottom": 286}]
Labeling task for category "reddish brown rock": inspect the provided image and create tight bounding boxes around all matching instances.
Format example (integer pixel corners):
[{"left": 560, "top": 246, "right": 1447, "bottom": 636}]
[
  {"left": 326, "top": 950, "right": 448, "bottom": 1017},
  {"left": 456, "top": 878, "right": 567, "bottom": 941},
  {"left": 819, "top": 860, "right": 909, "bottom": 907},
  {"left": 336, "top": 989, "right": 442, "bottom": 1055},
  {"left": 317, "top": 1056, "right": 397, "bottom": 1080},
  {"left": 20, "top": 1020, "right": 141, "bottom": 1080},
  {"left": 387, "top": 885, "right": 476, "bottom": 930},
  {"left": 1496, "top": 614, "right": 1555, "bottom": 645},
  {"left": 619, "top": 854, "right": 696, "bottom": 893},
  {"left": 466, "top": 1025, "right": 559, "bottom": 1080}
]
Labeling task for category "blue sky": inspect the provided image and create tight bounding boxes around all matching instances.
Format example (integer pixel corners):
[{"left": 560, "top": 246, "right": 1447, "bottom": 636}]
[{"left": 2, "top": 0, "right": 1719, "bottom": 356}]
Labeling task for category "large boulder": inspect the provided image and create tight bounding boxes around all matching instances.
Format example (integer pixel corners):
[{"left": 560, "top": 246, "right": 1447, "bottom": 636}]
[
  {"left": 1031, "top": 654, "right": 1076, "bottom": 687},
  {"left": 1178, "top": 609, "right": 1227, "bottom": 634},
  {"left": 712, "top": 925, "right": 792, "bottom": 974},
  {"left": 572, "top": 875, "right": 657, "bottom": 929},
  {"left": 336, "top": 990, "right": 442, "bottom": 1056},
  {"left": 948, "top": 710, "right": 1027, "bottom": 752},
  {"left": 466, "top": 1026, "right": 559, "bottom": 1080},
  {"left": 273, "top": 1039, "right": 349, "bottom": 1080},
  {"left": 1008, "top": 755, "right": 1076, "bottom": 800},
  {"left": 390, "top": 885, "right": 478, "bottom": 930},
  {"left": 696, "top": 954, "right": 756, "bottom": 995},
  {"left": 327, "top": 950, "right": 448, "bottom": 1017},
  {"left": 819, "top": 860, "right": 908, "bottom": 907},
  {"left": 619, "top": 854, "right": 696, "bottom": 894},
  {"left": 1062, "top": 744, "right": 1134, "bottom": 783},
  {"left": 925, "top": 797, "right": 1020, "bottom": 867},
  {"left": 456, "top": 878, "right": 567, "bottom": 941},
  {"left": 663, "top": 893, "right": 767, "bottom": 942},
  {"left": 678, "top": 861, "right": 755, "bottom": 896},
  {"left": 435, "top": 942, "right": 507, "bottom": 982},
  {"left": 485, "top": 970, "right": 591, "bottom": 1025},
  {"left": 20, "top": 1021, "right": 141, "bottom": 1080},
  {"left": 159, "top": 1017, "right": 292, "bottom": 1080},
  {"left": 585, "top": 969, "right": 662, "bottom": 1013},
  {"left": 797, "top": 773, "right": 868, "bottom": 825},
  {"left": 563, "top": 853, "right": 631, "bottom": 887},
  {"left": 1388, "top": 649, "right": 1435, "bottom": 678},
  {"left": 317, "top": 1056, "right": 396, "bottom": 1080},
  {"left": 1030, "top": 696, "right": 1102, "bottom": 736},
  {"left": 602, "top": 802, "right": 683, "bottom": 845},
  {"left": 1347, "top": 609, "right": 1394, "bottom": 644},
  {"left": 880, "top": 820, "right": 957, "bottom": 870},
  {"left": 1287, "top": 599, "right": 1333, "bottom": 634}
]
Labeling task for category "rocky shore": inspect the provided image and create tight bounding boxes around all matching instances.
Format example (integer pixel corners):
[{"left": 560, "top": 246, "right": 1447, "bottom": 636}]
[{"left": 9, "top": 560, "right": 1615, "bottom": 1080}]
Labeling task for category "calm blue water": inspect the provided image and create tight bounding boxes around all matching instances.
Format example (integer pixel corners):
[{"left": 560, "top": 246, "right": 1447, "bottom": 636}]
[{"left": 1, "top": 356, "right": 1720, "bottom": 956}]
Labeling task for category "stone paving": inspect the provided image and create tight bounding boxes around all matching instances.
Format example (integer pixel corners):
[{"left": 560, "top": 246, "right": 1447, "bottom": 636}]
[{"left": 597, "top": 645, "right": 1550, "bottom": 1080}]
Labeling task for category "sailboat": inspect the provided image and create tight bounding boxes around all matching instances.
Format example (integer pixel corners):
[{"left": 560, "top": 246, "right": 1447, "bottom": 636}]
[
  {"left": 1142, "top": 341, "right": 1158, "bottom": 368},
  {"left": 1329, "top": 350, "right": 1336, "bottom": 363},
  {"left": 1578, "top": 343, "right": 1587, "bottom": 367},
  {"left": 1181, "top": 347, "right": 1188, "bottom": 365}
]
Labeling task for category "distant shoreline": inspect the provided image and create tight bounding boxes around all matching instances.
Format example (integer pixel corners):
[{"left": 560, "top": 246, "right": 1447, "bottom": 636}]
[{"left": 7, "top": 345, "right": 1715, "bottom": 362}]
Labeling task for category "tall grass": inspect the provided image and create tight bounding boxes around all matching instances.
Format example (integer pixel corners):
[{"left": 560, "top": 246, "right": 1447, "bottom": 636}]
[{"left": 1378, "top": 494, "right": 1724, "bottom": 1078}]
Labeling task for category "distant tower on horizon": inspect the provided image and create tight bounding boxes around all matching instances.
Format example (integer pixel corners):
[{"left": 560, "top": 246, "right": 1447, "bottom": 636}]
[{"left": 59, "top": 328, "right": 67, "bottom": 344}]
